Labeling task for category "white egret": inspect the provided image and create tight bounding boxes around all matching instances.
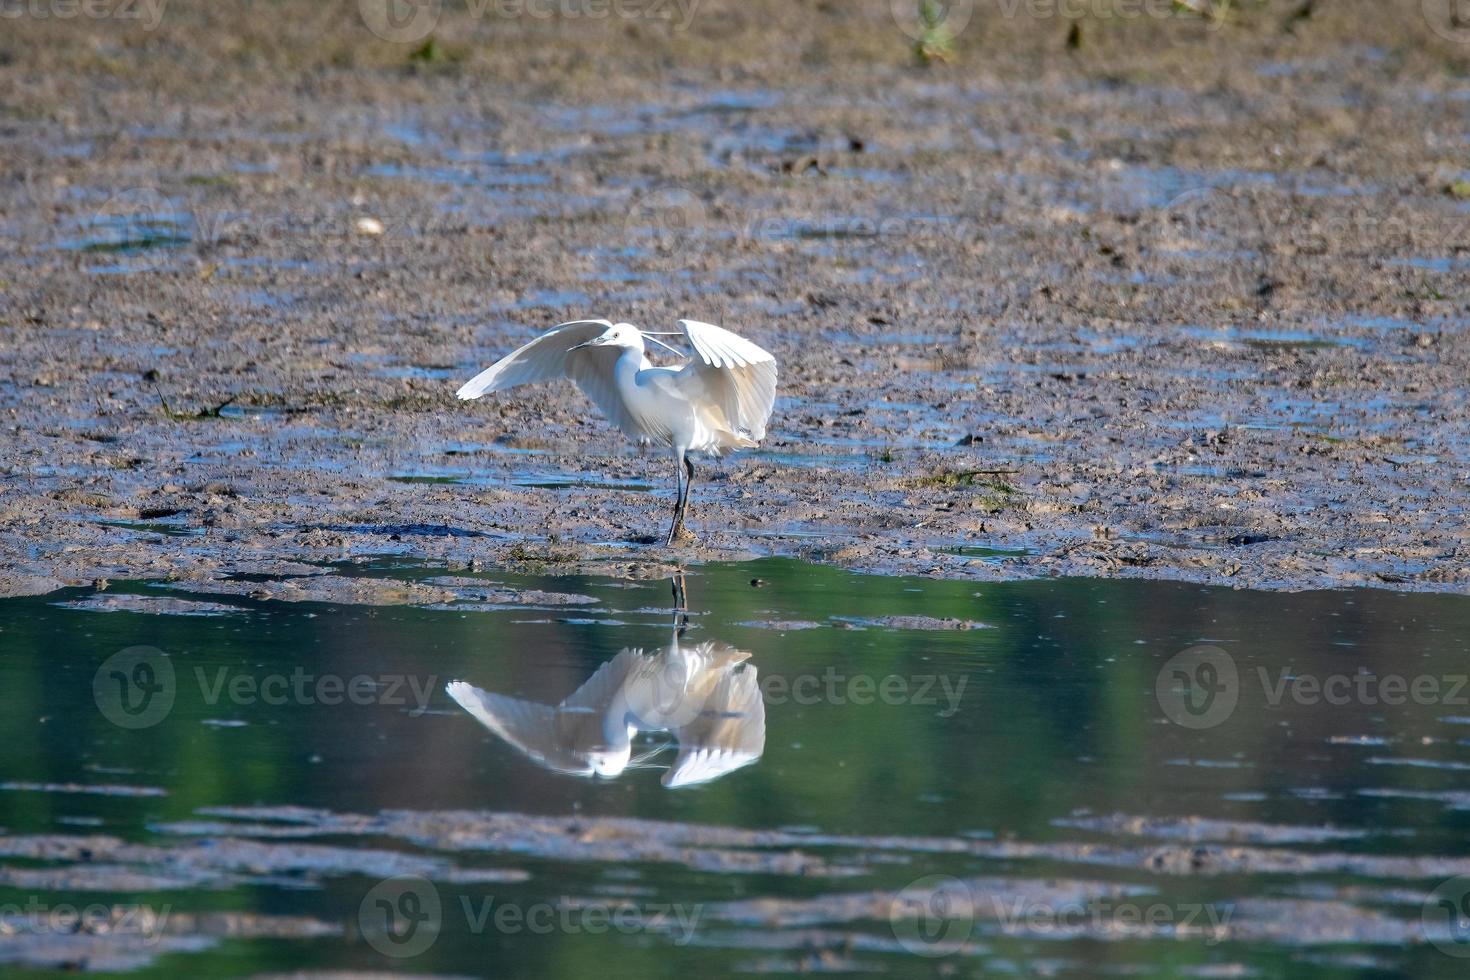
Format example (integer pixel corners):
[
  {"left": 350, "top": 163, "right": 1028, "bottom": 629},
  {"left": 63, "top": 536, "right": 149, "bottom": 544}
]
[
  {"left": 455, "top": 318, "right": 777, "bottom": 545},
  {"left": 444, "top": 634, "right": 765, "bottom": 787}
]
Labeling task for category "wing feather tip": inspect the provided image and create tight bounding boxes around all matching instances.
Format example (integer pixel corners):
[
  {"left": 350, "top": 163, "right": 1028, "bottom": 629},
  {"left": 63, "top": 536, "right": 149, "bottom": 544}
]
[{"left": 445, "top": 680, "right": 477, "bottom": 705}]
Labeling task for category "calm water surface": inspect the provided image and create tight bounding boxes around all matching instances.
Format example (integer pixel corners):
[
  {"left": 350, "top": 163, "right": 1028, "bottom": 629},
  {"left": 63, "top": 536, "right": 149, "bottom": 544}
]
[{"left": 3, "top": 559, "right": 1470, "bottom": 977}]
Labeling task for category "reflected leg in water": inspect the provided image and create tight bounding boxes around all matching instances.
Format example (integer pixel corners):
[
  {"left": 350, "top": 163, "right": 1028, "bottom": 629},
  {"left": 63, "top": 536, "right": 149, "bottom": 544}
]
[{"left": 672, "top": 569, "right": 689, "bottom": 633}]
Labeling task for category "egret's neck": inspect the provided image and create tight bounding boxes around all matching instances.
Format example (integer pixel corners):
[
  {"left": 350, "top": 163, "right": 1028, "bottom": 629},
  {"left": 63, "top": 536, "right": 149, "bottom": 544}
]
[{"left": 614, "top": 342, "right": 645, "bottom": 381}]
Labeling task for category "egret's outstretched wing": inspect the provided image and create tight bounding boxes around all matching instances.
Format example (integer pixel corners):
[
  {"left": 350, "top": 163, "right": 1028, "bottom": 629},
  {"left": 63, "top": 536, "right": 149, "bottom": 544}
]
[
  {"left": 677, "top": 319, "right": 775, "bottom": 370},
  {"left": 456, "top": 320, "right": 612, "bottom": 399},
  {"left": 457, "top": 319, "right": 657, "bottom": 439},
  {"left": 663, "top": 666, "right": 766, "bottom": 788},
  {"left": 558, "top": 649, "right": 645, "bottom": 715},
  {"left": 445, "top": 681, "right": 593, "bottom": 776},
  {"left": 445, "top": 652, "right": 644, "bottom": 777},
  {"left": 674, "top": 319, "right": 777, "bottom": 443}
]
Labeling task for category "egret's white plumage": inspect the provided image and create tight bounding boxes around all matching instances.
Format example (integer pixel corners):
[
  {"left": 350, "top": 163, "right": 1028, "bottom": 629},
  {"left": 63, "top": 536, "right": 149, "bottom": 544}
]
[
  {"left": 444, "top": 630, "right": 765, "bottom": 788},
  {"left": 661, "top": 667, "right": 765, "bottom": 788},
  {"left": 456, "top": 318, "right": 777, "bottom": 544}
]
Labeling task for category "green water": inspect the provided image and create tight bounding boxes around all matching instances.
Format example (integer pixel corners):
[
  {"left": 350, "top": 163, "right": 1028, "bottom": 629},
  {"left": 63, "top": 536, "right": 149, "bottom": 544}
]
[{"left": 3, "top": 559, "right": 1470, "bottom": 977}]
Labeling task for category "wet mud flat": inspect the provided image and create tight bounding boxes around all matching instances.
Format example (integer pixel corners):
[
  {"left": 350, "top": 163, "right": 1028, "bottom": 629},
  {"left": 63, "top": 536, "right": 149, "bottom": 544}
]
[{"left": 2, "top": 0, "right": 1469, "bottom": 598}]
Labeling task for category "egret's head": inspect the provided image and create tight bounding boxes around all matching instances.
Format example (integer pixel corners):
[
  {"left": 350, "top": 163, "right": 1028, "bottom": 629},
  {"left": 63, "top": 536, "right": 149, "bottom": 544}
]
[{"left": 569, "top": 322, "right": 643, "bottom": 352}]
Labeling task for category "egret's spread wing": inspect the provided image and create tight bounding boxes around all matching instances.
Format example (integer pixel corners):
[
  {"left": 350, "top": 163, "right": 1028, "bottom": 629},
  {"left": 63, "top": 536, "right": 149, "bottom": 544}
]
[
  {"left": 446, "top": 652, "right": 644, "bottom": 776},
  {"left": 674, "top": 319, "right": 777, "bottom": 443},
  {"left": 457, "top": 318, "right": 654, "bottom": 440},
  {"left": 677, "top": 319, "right": 775, "bottom": 370},
  {"left": 445, "top": 681, "right": 593, "bottom": 776},
  {"left": 559, "top": 649, "right": 645, "bottom": 715},
  {"left": 456, "top": 320, "right": 612, "bottom": 399},
  {"left": 663, "top": 666, "right": 766, "bottom": 788}
]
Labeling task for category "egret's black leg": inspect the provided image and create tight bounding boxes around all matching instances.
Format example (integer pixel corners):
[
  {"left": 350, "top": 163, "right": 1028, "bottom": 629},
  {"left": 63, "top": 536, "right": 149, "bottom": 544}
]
[
  {"left": 675, "top": 457, "right": 695, "bottom": 539},
  {"left": 665, "top": 450, "right": 686, "bottom": 546}
]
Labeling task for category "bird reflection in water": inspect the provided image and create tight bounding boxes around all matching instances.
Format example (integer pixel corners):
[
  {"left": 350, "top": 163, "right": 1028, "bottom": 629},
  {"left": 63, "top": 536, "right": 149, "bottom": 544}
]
[{"left": 445, "top": 576, "right": 765, "bottom": 787}]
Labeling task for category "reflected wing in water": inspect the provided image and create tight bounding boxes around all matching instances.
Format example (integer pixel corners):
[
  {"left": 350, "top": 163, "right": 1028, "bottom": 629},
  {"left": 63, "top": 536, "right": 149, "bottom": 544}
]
[
  {"left": 445, "top": 682, "right": 593, "bottom": 776},
  {"left": 446, "top": 609, "right": 766, "bottom": 788},
  {"left": 663, "top": 665, "right": 766, "bottom": 788},
  {"left": 624, "top": 637, "right": 751, "bottom": 731},
  {"left": 445, "top": 650, "right": 646, "bottom": 778}
]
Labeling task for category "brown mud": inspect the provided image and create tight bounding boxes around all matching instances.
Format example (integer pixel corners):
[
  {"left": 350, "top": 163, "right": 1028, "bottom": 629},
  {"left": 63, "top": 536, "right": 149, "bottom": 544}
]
[{"left": 2, "top": 0, "right": 1468, "bottom": 597}]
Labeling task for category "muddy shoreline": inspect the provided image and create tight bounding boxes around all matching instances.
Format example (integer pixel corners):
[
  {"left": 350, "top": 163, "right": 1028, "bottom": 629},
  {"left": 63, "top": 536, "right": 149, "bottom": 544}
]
[{"left": 2, "top": 0, "right": 1468, "bottom": 597}]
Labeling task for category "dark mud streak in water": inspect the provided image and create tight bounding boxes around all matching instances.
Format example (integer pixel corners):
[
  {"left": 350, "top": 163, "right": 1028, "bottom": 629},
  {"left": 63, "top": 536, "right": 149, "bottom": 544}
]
[
  {"left": 0, "top": 913, "right": 339, "bottom": 973},
  {"left": 10, "top": 805, "right": 1465, "bottom": 969}
]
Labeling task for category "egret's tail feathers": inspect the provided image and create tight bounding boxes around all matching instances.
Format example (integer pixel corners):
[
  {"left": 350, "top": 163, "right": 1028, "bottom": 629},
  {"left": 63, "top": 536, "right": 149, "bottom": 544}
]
[{"left": 688, "top": 641, "right": 752, "bottom": 672}]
